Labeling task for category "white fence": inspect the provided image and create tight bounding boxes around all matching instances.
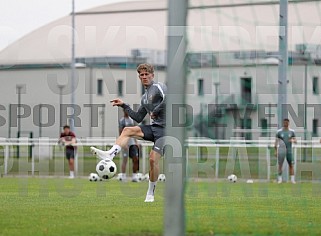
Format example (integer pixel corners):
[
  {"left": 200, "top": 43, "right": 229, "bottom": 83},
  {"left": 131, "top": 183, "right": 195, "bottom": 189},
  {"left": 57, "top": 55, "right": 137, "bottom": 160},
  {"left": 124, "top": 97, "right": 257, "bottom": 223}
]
[{"left": 1, "top": 137, "right": 321, "bottom": 181}]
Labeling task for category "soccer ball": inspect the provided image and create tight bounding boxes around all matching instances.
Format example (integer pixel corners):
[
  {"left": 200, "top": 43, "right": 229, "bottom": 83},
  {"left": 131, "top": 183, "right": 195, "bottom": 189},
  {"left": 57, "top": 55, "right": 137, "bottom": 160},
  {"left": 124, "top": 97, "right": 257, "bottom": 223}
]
[
  {"left": 136, "top": 173, "right": 144, "bottom": 181},
  {"left": 228, "top": 174, "right": 237, "bottom": 183},
  {"left": 88, "top": 173, "right": 100, "bottom": 182},
  {"left": 143, "top": 173, "right": 149, "bottom": 181},
  {"left": 158, "top": 174, "right": 166, "bottom": 182},
  {"left": 116, "top": 173, "right": 125, "bottom": 181},
  {"left": 96, "top": 159, "right": 117, "bottom": 180}
]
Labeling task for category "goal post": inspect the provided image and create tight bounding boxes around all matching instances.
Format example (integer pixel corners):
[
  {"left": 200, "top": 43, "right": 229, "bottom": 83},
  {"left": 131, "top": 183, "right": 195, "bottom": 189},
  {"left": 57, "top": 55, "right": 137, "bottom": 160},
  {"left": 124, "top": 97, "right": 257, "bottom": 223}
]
[{"left": 164, "top": 0, "right": 188, "bottom": 235}]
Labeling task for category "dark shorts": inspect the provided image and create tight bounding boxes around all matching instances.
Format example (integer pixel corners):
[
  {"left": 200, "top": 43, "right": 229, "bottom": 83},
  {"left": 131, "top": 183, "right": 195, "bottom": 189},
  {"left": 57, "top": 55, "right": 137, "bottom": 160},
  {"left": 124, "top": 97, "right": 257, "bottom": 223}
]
[
  {"left": 122, "top": 145, "right": 139, "bottom": 158},
  {"left": 278, "top": 152, "right": 294, "bottom": 166},
  {"left": 65, "top": 148, "right": 75, "bottom": 160},
  {"left": 140, "top": 124, "right": 165, "bottom": 155}
]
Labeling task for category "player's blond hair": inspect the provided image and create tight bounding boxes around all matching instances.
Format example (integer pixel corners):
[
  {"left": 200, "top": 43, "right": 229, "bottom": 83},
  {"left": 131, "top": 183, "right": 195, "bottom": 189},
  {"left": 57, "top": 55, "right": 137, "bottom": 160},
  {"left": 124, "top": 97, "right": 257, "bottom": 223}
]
[{"left": 137, "top": 63, "right": 154, "bottom": 74}]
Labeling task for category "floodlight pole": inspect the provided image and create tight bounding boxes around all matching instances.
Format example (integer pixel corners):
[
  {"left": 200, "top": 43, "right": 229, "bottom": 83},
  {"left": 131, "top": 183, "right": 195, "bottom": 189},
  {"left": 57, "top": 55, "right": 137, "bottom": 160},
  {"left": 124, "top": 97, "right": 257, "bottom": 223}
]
[
  {"left": 16, "top": 85, "right": 23, "bottom": 158},
  {"left": 303, "top": 63, "right": 308, "bottom": 161},
  {"left": 71, "top": 0, "right": 76, "bottom": 132},
  {"left": 277, "top": 0, "right": 288, "bottom": 127},
  {"left": 164, "top": 0, "right": 188, "bottom": 235},
  {"left": 58, "top": 85, "right": 65, "bottom": 135},
  {"left": 278, "top": 0, "right": 289, "bottom": 181},
  {"left": 16, "top": 85, "right": 23, "bottom": 139},
  {"left": 214, "top": 82, "right": 220, "bottom": 139}
]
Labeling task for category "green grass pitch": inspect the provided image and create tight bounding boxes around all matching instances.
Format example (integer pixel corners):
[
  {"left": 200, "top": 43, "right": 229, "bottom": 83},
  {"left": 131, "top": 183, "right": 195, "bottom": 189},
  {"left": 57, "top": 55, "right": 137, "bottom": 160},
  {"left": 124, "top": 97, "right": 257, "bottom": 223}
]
[{"left": 0, "top": 178, "right": 321, "bottom": 236}]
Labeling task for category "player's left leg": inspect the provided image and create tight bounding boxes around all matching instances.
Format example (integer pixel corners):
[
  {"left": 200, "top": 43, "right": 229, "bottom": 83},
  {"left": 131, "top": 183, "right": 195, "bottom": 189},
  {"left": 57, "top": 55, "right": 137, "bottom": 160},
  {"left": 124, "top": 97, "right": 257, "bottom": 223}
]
[
  {"left": 130, "top": 145, "right": 140, "bottom": 182},
  {"left": 277, "top": 153, "right": 285, "bottom": 184},
  {"left": 120, "top": 152, "right": 128, "bottom": 181},
  {"left": 145, "top": 150, "right": 161, "bottom": 202},
  {"left": 66, "top": 149, "right": 75, "bottom": 179},
  {"left": 68, "top": 158, "right": 75, "bottom": 179},
  {"left": 287, "top": 153, "right": 296, "bottom": 184}
]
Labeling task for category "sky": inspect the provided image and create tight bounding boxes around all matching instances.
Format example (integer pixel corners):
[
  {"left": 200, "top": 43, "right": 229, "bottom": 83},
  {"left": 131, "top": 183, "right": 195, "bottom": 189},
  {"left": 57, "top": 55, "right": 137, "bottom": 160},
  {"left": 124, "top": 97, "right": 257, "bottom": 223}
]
[{"left": 0, "top": 0, "right": 136, "bottom": 51}]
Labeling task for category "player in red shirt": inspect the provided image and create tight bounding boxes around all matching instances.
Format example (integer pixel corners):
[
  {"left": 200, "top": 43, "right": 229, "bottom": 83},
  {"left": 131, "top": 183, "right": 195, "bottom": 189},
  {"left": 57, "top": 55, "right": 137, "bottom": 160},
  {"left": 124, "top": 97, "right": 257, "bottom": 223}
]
[{"left": 59, "top": 125, "right": 76, "bottom": 179}]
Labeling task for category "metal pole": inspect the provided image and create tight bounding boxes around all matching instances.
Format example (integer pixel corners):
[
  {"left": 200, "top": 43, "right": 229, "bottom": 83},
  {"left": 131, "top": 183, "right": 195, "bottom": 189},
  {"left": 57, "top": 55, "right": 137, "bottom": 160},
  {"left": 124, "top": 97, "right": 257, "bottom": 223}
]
[
  {"left": 17, "top": 85, "right": 22, "bottom": 138},
  {"left": 71, "top": 0, "right": 76, "bottom": 131},
  {"left": 269, "top": 103, "right": 272, "bottom": 139},
  {"left": 39, "top": 103, "right": 42, "bottom": 137},
  {"left": 58, "top": 85, "right": 65, "bottom": 135},
  {"left": 304, "top": 64, "right": 308, "bottom": 161},
  {"left": 8, "top": 104, "right": 11, "bottom": 138},
  {"left": 89, "top": 66, "right": 93, "bottom": 137},
  {"left": 200, "top": 103, "right": 203, "bottom": 137},
  {"left": 16, "top": 85, "right": 22, "bottom": 159},
  {"left": 100, "top": 109, "right": 105, "bottom": 137},
  {"left": 165, "top": 0, "right": 188, "bottom": 235},
  {"left": 214, "top": 82, "right": 220, "bottom": 139},
  {"left": 277, "top": 0, "right": 288, "bottom": 127}
]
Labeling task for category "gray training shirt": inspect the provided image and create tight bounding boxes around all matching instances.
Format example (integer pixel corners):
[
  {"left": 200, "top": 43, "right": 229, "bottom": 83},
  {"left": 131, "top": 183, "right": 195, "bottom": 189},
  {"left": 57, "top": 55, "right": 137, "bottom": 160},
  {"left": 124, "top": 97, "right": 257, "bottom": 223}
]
[{"left": 121, "top": 81, "right": 166, "bottom": 127}]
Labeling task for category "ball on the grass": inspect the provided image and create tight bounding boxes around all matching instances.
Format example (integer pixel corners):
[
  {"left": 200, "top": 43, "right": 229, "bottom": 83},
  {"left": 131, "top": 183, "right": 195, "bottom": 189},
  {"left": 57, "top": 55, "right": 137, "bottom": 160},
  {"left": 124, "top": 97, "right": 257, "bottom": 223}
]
[
  {"left": 143, "top": 173, "right": 149, "bottom": 181},
  {"left": 228, "top": 174, "right": 237, "bottom": 183},
  {"left": 96, "top": 159, "right": 117, "bottom": 180},
  {"left": 158, "top": 174, "right": 166, "bottom": 182},
  {"left": 88, "top": 173, "right": 99, "bottom": 182},
  {"left": 136, "top": 173, "right": 144, "bottom": 181},
  {"left": 116, "top": 173, "right": 124, "bottom": 181}
]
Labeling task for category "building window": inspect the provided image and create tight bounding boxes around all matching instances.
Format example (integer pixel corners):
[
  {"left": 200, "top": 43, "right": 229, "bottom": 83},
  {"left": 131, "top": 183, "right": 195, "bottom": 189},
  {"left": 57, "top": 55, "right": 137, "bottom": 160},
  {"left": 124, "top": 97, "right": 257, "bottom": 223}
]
[
  {"left": 313, "top": 76, "right": 319, "bottom": 94},
  {"left": 118, "top": 80, "right": 123, "bottom": 97},
  {"left": 241, "top": 77, "right": 252, "bottom": 104},
  {"left": 261, "top": 118, "right": 268, "bottom": 137},
  {"left": 313, "top": 119, "right": 318, "bottom": 137},
  {"left": 97, "top": 79, "right": 103, "bottom": 96},
  {"left": 198, "top": 78, "right": 204, "bottom": 96}
]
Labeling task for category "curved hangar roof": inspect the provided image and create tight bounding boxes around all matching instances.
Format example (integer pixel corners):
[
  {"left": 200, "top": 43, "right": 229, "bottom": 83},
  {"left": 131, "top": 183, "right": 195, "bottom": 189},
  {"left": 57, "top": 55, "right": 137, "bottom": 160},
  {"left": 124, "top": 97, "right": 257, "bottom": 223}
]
[{"left": 0, "top": 0, "right": 321, "bottom": 64}]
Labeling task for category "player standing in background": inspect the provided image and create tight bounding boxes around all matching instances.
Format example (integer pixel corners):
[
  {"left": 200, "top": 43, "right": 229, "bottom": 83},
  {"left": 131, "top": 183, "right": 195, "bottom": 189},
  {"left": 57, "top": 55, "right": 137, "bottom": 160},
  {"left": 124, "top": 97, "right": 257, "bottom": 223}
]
[
  {"left": 118, "top": 109, "right": 140, "bottom": 182},
  {"left": 91, "top": 63, "right": 166, "bottom": 202},
  {"left": 59, "top": 125, "right": 77, "bottom": 179},
  {"left": 274, "top": 118, "right": 297, "bottom": 184}
]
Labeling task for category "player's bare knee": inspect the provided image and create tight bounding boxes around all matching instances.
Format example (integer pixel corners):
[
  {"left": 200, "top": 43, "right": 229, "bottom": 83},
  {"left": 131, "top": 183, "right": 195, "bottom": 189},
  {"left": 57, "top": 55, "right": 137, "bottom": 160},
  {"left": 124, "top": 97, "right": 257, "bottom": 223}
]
[{"left": 122, "top": 127, "right": 133, "bottom": 136}]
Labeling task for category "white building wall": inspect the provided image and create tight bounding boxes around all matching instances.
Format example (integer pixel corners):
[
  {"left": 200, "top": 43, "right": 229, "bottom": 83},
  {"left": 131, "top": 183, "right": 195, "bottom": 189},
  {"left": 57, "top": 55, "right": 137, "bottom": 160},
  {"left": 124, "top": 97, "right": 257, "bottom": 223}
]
[
  {"left": 0, "top": 64, "right": 320, "bottom": 139},
  {"left": 0, "top": 67, "right": 166, "bottom": 139}
]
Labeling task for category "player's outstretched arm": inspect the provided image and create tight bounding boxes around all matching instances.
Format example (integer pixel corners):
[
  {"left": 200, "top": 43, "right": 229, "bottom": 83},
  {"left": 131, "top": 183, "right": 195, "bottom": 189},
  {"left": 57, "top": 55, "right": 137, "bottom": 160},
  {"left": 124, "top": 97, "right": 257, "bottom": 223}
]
[
  {"left": 110, "top": 99, "right": 147, "bottom": 123},
  {"left": 110, "top": 98, "right": 124, "bottom": 107}
]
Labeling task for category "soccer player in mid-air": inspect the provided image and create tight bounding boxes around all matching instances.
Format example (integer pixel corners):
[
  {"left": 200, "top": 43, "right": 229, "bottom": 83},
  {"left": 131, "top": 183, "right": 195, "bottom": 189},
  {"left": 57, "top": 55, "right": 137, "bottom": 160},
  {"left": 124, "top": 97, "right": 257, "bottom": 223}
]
[
  {"left": 91, "top": 63, "right": 166, "bottom": 202},
  {"left": 274, "top": 118, "right": 297, "bottom": 184}
]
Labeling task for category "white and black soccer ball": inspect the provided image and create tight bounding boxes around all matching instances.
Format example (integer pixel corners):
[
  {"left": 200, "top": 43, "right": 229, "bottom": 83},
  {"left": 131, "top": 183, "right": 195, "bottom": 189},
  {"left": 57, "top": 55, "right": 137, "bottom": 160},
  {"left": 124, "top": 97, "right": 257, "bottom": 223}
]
[
  {"left": 116, "top": 173, "right": 124, "bottom": 181},
  {"left": 228, "top": 174, "right": 237, "bottom": 183},
  {"left": 96, "top": 159, "right": 117, "bottom": 180},
  {"left": 88, "top": 173, "right": 100, "bottom": 182},
  {"left": 158, "top": 174, "right": 166, "bottom": 182},
  {"left": 143, "top": 173, "right": 149, "bottom": 181},
  {"left": 135, "top": 173, "right": 143, "bottom": 181}
]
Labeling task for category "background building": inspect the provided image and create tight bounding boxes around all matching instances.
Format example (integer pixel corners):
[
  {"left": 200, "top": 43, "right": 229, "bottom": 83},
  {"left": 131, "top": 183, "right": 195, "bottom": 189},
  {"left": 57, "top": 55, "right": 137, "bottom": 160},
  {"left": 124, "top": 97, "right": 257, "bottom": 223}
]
[{"left": 0, "top": 0, "right": 320, "bottom": 139}]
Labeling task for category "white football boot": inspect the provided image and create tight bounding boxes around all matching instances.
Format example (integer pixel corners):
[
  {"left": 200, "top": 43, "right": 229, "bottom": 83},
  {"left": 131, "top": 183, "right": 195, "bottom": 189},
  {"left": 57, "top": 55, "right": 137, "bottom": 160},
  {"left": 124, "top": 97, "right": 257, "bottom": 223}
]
[
  {"left": 90, "top": 147, "right": 112, "bottom": 160},
  {"left": 144, "top": 194, "right": 155, "bottom": 203}
]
